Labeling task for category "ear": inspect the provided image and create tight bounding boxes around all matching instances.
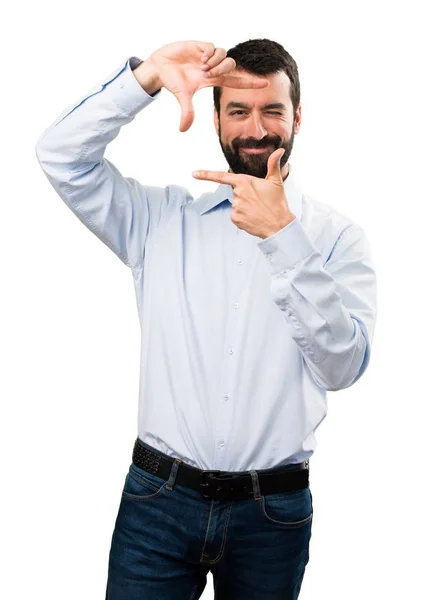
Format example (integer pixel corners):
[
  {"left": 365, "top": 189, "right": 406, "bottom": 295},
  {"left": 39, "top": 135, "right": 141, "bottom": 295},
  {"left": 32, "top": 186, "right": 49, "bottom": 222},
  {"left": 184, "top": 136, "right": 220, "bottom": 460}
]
[
  {"left": 213, "top": 107, "right": 219, "bottom": 136},
  {"left": 294, "top": 104, "right": 302, "bottom": 135}
]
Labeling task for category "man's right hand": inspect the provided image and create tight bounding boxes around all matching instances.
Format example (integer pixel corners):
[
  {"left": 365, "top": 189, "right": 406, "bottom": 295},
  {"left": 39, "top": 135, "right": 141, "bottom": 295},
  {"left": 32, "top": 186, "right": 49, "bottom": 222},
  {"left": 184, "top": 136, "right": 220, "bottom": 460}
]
[{"left": 145, "top": 40, "right": 270, "bottom": 132}]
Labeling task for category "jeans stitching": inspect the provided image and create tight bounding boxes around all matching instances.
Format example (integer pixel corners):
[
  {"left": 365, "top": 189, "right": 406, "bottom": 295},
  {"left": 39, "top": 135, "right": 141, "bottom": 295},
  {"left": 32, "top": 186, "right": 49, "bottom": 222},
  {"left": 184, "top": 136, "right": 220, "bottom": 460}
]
[
  {"left": 200, "top": 501, "right": 233, "bottom": 565},
  {"left": 259, "top": 488, "right": 313, "bottom": 528},
  {"left": 122, "top": 470, "right": 167, "bottom": 501}
]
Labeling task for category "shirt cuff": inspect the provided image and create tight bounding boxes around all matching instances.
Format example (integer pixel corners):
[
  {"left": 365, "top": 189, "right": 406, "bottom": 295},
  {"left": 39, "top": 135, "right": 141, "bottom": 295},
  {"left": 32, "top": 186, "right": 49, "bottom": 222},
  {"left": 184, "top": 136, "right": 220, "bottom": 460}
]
[
  {"left": 99, "top": 56, "right": 163, "bottom": 116},
  {"left": 257, "top": 217, "right": 317, "bottom": 275}
]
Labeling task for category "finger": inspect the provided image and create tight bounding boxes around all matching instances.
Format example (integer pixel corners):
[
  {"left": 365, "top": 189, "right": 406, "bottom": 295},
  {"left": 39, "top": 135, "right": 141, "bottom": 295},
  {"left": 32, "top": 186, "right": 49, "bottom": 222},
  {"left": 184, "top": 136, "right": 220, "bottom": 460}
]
[
  {"left": 201, "top": 56, "right": 236, "bottom": 78},
  {"left": 174, "top": 90, "right": 195, "bottom": 132},
  {"left": 266, "top": 148, "right": 285, "bottom": 181},
  {"left": 220, "top": 74, "right": 270, "bottom": 89},
  {"left": 192, "top": 170, "right": 239, "bottom": 185},
  {"left": 195, "top": 42, "right": 216, "bottom": 63},
  {"left": 200, "top": 47, "right": 227, "bottom": 71}
]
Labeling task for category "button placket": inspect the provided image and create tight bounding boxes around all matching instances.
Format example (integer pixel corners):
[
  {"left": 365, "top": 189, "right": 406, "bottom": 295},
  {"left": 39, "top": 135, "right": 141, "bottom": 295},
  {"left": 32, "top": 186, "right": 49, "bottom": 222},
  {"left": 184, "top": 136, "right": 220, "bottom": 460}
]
[{"left": 213, "top": 229, "right": 249, "bottom": 468}]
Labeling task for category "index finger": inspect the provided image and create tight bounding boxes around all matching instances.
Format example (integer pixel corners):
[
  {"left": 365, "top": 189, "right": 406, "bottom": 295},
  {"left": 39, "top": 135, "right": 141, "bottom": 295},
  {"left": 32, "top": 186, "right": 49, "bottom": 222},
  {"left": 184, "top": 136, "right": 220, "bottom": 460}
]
[
  {"left": 192, "top": 170, "right": 239, "bottom": 185},
  {"left": 221, "top": 74, "right": 270, "bottom": 89}
]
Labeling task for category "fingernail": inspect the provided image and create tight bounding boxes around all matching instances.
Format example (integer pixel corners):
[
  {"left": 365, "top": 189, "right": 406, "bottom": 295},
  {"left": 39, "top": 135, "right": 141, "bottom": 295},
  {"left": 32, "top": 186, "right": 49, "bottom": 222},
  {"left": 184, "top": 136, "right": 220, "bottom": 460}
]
[{"left": 192, "top": 171, "right": 200, "bottom": 177}]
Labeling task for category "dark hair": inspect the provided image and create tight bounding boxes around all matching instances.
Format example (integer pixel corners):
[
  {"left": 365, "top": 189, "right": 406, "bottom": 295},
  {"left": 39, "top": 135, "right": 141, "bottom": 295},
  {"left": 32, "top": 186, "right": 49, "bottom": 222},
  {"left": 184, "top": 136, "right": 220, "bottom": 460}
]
[{"left": 213, "top": 38, "right": 301, "bottom": 117}]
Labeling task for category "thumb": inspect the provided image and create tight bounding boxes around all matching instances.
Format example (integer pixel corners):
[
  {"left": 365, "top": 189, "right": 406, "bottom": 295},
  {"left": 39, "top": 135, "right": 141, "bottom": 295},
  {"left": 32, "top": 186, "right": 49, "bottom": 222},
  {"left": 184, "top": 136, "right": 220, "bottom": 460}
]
[
  {"left": 174, "top": 90, "right": 195, "bottom": 132},
  {"left": 265, "top": 148, "right": 285, "bottom": 182}
]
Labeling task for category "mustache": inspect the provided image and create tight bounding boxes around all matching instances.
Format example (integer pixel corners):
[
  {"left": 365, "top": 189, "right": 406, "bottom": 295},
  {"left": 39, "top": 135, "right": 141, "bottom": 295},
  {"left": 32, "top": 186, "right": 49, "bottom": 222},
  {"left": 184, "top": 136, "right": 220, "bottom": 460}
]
[{"left": 234, "top": 139, "right": 280, "bottom": 150}]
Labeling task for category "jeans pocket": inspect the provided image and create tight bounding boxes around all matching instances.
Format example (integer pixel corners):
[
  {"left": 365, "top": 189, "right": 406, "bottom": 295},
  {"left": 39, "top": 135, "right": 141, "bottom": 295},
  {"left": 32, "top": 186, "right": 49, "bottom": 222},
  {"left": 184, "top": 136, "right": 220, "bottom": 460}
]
[
  {"left": 121, "top": 464, "right": 168, "bottom": 501},
  {"left": 259, "top": 486, "right": 313, "bottom": 528}
]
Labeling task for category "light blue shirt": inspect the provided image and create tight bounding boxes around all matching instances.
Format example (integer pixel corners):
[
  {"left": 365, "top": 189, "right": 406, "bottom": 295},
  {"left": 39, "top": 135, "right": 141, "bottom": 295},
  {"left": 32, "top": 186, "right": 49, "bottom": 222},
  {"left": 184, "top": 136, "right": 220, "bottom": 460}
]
[{"left": 35, "top": 56, "right": 378, "bottom": 471}]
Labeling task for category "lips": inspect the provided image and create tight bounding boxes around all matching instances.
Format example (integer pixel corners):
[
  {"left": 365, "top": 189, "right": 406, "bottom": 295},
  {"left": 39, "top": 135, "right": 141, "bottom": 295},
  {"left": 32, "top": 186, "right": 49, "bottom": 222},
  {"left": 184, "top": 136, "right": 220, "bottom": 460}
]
[{"left": 241, "top": 147, "right": 270, "bottom": 154}]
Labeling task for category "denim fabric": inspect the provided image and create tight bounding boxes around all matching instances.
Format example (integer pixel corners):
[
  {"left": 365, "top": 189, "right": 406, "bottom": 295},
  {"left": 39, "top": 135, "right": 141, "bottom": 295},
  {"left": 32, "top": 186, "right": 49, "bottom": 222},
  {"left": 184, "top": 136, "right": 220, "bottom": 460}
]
[{"left": 105, "top": 439, "right": 313, "bottom": 599}]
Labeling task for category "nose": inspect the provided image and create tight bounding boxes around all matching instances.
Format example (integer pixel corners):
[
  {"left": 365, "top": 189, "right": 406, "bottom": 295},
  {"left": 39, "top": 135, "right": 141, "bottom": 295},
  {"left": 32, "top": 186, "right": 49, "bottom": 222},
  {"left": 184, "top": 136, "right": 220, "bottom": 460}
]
[{"left": 243, "top": 113, "right": 268, "bottom": 140}]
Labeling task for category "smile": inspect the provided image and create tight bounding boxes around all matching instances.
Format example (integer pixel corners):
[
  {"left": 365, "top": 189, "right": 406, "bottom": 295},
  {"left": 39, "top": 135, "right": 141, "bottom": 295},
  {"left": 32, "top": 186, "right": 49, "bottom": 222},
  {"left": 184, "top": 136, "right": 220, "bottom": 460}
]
[{"left": 241, "top": 147, "right": 270, "bottom": 154}]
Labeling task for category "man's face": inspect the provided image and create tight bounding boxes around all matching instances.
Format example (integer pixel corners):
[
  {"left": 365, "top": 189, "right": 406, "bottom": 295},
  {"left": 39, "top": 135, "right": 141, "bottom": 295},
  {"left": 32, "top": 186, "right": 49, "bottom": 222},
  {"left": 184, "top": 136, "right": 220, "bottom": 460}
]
[{"left": 214, "top": 69, "right": 301, "bottom": 179}]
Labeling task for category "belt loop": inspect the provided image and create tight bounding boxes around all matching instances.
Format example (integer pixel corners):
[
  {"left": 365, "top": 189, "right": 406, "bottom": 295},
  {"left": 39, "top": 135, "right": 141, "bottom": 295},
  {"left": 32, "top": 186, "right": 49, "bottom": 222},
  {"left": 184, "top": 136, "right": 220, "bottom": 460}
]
[
  {"left": 166, "top": 458, "right": 182, "bottom": 490},
  {"left": 249, "top": 470, "right": 262, "bottom": 501}
]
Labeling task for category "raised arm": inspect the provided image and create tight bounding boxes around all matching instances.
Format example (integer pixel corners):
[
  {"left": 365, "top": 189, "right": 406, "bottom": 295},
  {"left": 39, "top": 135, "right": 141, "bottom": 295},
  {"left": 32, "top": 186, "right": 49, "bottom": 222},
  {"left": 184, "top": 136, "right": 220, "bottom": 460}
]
[
  {"left": 35, "top": 42, "right": 270, "bottom": 270},
  {"left": 34, "top": 56, "right": 168, "bottom": 270}
]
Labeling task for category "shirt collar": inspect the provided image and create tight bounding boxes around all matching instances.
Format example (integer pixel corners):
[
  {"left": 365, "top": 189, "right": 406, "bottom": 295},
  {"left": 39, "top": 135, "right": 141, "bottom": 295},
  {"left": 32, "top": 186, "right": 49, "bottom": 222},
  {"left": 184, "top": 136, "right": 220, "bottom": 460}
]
[{"left": 190, "top": 162, "right": 303, "bottom": 221}]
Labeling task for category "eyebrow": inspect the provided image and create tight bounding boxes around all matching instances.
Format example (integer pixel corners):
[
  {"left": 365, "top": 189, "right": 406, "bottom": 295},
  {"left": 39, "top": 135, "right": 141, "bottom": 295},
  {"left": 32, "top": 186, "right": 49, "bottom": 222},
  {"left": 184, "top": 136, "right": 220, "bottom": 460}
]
[{"left": 225, "top": 101, "right": 287, "bottom": 111}]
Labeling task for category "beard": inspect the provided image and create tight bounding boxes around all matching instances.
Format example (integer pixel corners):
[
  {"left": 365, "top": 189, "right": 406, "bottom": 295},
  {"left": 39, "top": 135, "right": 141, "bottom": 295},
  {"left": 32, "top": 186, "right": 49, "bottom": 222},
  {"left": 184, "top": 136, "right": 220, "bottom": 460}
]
[{"left": 217, "top": 121, "right": 295, "bottom": 179}]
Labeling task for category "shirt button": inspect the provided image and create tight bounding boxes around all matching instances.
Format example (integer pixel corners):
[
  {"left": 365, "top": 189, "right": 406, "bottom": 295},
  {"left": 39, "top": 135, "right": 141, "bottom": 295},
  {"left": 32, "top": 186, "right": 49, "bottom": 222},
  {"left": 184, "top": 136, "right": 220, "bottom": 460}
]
[
  {"left": 237, "top": 259, "right": 243, "bottom": 265},
  {"left": 224, "top": 393, "right": 230, "bottom": 400},
  {"left": 187, "top": 198, "right": 193, "bottom": 204},
  {"left": 232, "top": 302, "right": 239, "bottom": 309},
  {"left": 218, "top": 440, "right": 225, "bottom": 447},
  {"left": 228, "top": 348, "right": 234, "bottom": 355}
]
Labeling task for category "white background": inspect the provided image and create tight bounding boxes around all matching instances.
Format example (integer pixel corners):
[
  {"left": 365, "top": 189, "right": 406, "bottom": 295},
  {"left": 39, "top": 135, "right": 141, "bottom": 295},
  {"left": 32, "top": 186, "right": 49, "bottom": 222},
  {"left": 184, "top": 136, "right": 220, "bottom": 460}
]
[{"left": 1, "top": 0, "right": 438, "bottom": 598}]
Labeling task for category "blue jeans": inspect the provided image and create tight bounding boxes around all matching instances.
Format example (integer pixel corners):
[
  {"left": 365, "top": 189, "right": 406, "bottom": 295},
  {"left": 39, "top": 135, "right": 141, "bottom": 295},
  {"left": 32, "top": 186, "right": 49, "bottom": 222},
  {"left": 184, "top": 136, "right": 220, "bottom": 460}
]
[{"left": 105, "top": 439, "right": 313, "bottom": 599}]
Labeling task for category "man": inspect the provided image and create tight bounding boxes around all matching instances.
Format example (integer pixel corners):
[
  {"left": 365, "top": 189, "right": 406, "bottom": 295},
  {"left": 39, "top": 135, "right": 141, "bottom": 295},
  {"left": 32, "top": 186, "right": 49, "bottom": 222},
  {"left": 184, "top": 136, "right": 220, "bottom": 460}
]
[{"left": 35, "top": 38, "right": 377, "bottom": 600}]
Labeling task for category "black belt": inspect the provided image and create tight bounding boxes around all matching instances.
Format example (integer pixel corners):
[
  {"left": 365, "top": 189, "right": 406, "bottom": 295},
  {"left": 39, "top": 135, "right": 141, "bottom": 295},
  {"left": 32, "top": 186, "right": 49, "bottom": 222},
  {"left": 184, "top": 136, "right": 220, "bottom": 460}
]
[{"left": 132, "top": 437, "right": 309, "bottom": 501}]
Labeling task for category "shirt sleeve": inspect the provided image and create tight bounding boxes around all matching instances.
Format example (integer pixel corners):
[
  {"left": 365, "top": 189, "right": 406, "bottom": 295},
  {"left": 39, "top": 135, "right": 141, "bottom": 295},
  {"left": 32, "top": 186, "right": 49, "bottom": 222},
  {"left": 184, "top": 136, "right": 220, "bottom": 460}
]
[
  {"left": 257, "top": 218, "right": 378, "bottom": 391},
  {"left": 35, "top": 56, "right": 169, "bottom": 271}
]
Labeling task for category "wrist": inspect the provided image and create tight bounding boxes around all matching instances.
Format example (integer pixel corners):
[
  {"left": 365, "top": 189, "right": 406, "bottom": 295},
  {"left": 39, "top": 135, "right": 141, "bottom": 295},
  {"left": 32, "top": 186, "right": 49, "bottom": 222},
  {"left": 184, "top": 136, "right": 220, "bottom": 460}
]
[
  {"left": 261, "top": 213, "right": 296, "bottom": 239},
  {"left": 133, "top": 58, "right": 162, "bottom": 96}
]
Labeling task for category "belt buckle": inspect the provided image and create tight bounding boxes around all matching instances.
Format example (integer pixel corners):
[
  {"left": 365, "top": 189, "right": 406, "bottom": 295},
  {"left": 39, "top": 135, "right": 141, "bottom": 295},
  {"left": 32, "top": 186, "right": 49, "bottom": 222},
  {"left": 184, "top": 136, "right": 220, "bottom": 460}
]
[
  {"left": 199, "top": 470, "right": 222, "bottom": 498},
  {"left": 200, "top": 470, "right": 240, "bottom": 499}
]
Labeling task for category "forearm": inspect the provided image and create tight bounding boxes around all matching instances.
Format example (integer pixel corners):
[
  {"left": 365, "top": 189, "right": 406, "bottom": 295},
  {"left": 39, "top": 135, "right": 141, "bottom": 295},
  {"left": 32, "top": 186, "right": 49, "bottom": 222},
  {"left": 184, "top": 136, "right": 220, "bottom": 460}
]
[
  {"left": 258, "top": 219, "right": 377, "bottom": 391},
  {"left": 35, "top": 57, "right": 158, "bottom": 178}
]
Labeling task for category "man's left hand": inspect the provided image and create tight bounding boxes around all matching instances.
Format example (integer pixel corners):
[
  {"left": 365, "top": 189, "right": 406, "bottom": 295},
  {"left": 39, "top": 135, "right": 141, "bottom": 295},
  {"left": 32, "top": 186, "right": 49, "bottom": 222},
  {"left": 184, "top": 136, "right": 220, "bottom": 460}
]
[{"left": 192, "top": 148, "right": 296, "bottom": 239}]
